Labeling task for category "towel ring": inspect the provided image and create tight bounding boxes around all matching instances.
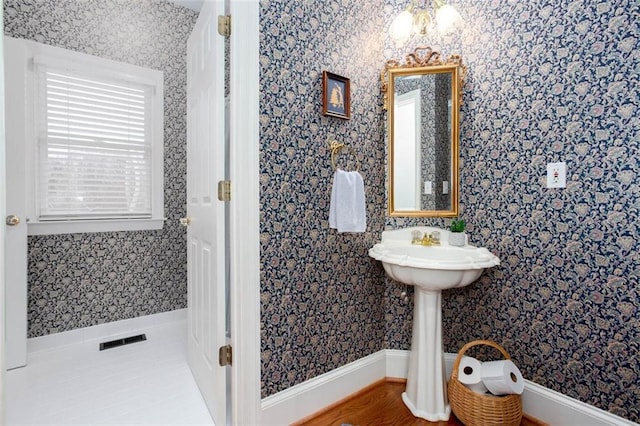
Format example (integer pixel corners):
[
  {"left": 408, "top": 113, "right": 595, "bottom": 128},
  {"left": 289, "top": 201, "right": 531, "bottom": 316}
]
[{"left": 329, "top": 140, "right": 360, "bottom": 172}]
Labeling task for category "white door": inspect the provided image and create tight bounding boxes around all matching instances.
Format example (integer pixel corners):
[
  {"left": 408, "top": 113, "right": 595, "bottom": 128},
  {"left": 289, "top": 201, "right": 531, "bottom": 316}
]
[
  {"left": 3, "top": 37, "right": 29, "bottom": 370},
  {"left": 394, "top": 89, "right": 422, "bottom": 211},
  {"left": 186, "top": 1, "right": 227, "bottom": 424}
]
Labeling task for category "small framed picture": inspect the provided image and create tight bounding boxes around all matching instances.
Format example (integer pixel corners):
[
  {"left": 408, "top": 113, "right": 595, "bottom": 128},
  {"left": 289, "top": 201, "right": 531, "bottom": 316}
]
[{"left": 322, "top": 71, "right": 351, "bottom": 120}]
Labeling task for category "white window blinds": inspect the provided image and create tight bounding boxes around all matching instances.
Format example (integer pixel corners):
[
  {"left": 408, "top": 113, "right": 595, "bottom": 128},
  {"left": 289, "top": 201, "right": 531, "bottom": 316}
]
[{"left": 36, "top": 67, "right": 154, "bottom": 221}]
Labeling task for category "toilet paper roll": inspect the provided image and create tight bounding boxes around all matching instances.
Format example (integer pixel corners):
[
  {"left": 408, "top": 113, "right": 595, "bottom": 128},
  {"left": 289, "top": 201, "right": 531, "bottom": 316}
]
[
  {"left": 458, "top": 356, "right": 483, "bottom": 384},
  {"left": 457, "top": 356, "right": 488, "bottom": 394},
  {"left": 466, "top": 381, "right": 489, "bottom": 394},
  {"left": 480, "top": 359, "right": 525, "bottom": 395}
]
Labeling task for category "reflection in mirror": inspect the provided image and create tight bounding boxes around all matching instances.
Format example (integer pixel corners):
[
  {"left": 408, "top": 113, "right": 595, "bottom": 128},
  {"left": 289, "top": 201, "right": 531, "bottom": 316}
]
[
  {"left": 382, "top": 47, "right": 465, "bottom": 217},
  {"left": 393, "top": 73, "right": 452, "bottom": 212}
]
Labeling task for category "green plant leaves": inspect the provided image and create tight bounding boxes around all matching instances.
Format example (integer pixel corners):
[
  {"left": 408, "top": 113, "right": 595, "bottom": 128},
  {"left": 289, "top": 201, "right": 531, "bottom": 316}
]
[{"left": 450, "top": 219, "right": 466, "bottom": 233}]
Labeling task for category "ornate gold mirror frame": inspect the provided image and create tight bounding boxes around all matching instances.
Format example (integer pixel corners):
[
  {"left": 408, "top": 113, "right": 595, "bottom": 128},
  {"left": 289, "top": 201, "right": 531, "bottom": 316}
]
[
  {"left": 381, "top": 47, "right": 467, "bottom": 217},
  {"left": 381, "top": 47, "right": 467, "bottom": 109}
]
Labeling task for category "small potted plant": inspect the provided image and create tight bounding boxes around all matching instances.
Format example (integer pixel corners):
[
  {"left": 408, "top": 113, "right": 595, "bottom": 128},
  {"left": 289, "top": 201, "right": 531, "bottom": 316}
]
[{"left": 448, "top": 219, "right": 467, "bottom": 247}]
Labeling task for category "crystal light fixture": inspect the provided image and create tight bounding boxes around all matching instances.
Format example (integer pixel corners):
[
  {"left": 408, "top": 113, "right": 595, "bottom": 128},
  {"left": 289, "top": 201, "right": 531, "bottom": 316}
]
[{"left": 389, "top": 0, "right": 463, "bottom": 42}]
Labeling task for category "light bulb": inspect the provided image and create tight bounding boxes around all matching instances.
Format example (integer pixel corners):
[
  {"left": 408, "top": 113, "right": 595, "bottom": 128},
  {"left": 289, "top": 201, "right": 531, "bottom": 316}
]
[
  {"left": 435, "top": 4, "right": 462, "bottom": 35},
  {"left": 389, "top": 10, "right": 413, "bottom": 42}
]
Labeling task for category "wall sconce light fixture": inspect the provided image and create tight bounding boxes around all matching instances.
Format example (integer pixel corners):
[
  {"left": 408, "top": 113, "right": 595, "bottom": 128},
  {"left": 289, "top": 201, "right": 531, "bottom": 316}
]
[{"left": 389, "top": 0, "right": 463, "bottom": 42}]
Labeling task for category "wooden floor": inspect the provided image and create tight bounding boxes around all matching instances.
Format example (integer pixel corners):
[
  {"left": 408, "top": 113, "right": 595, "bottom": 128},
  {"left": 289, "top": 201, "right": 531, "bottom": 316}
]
[{"left": 294, "top": 379, "right": 545, "bottom": 426}]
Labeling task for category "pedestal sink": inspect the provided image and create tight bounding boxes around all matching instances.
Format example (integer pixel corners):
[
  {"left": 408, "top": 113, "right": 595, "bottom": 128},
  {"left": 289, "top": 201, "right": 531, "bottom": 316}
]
[{"left": 369, "top": 227, "right": 500, "bottom": 421}]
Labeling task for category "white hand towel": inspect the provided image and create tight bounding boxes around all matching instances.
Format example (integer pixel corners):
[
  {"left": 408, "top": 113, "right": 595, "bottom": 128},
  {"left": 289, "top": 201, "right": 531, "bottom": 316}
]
[{"left": 329, "top": 169, "right": 366, "bottom": 233}]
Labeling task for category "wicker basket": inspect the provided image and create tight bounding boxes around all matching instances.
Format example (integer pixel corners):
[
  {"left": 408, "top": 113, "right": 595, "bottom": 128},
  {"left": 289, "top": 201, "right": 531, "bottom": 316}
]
[{"left": 448, "top": 340, "right": 523, "bottom": 426}]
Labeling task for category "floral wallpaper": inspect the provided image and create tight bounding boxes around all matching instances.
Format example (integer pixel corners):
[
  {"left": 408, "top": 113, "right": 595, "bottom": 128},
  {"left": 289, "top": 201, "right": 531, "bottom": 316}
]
[
  {"left": 260, "top": 0, "right": 639, "bottom": 422},
  {"left": 383, "top": 0, "right": 639, "bottom": 421},
  {"left": 4, "top": 0, "right": 636, "bottom": 422},
  {"left": 259, "top": 0, "right": 387, "bottom": 397},
  {"left": 4, "top": 0, "right": 198, "bottom": 337},
  {"left": 433, "top": 73, "right": 451, "bottom": 211}
]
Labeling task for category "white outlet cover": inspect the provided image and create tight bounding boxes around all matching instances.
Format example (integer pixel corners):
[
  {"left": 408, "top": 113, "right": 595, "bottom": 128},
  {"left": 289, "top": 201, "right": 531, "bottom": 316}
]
[
  {"left": 424, "top": 181, "right": 432, "bottom": 195},
  {"left": 547, "top": 162, "right": 567, "bottom": 188}
]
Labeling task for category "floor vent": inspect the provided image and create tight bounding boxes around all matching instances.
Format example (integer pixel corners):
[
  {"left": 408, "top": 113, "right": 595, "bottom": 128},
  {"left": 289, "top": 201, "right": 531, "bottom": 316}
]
[{"left": 99, "top": 334, "right": 147, "bottom": 351}]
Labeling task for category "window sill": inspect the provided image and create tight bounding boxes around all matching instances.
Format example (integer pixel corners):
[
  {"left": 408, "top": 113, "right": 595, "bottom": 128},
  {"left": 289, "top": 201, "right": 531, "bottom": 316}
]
[{"left": 27, "top": 218, "right": 165, "bottom": 236}]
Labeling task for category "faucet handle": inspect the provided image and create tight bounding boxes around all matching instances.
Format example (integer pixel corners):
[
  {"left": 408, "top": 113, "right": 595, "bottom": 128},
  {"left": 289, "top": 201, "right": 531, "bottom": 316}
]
[
  {"left": 411, "top": 230, "right": 423, "bottom": 244},
  {"left": 429, "top": 231, "right": 440, "bottom": 242}
]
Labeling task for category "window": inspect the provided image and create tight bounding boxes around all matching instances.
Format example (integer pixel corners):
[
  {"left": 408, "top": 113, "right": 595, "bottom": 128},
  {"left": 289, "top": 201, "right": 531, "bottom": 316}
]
[{"left": 6, "top": 37, "right": 164, "bottom": 235}]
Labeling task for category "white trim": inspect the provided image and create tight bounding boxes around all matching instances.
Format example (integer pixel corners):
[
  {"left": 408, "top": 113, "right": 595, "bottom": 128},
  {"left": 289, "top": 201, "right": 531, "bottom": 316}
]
[
  {"left": 229, "top": 1, "right": 261, "bottom": 425},
  {"left": 261, "top": 349, "right": 638, "bottom": 426},
  {"left": 27, "top": 218, "right": 165, "bottom": 235},
  {"left": 4, "top": 35, "right": 30, "bottom": 370},
  {"left": 26, "top": 309, "right": 186, "bottom": 353},
  {"left": 0, "top": 4, "right": 7, "bottom": 419},
  {"left": 385, "top": 348, "right": 411, "bottom": 378},
  {"left": 4, "top": 36, "right": 165, "bottom": 236},
  {"left": 30, "top": 47, "right": 163, "bottom": 87},
  {"left": 521, "top": 380, "right": 638, "bottom": 426},
  {"left": 260, "top": 351, "right": 387, "bottom": 426}
]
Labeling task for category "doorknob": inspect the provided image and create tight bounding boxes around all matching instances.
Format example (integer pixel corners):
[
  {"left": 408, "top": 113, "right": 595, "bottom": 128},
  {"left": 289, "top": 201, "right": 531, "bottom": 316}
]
[
  {"left": 6, "top": 215, "right": 20, "bottom": 226},
  {"left": 179, "top": 217, "right": 192, "bottom": 226}
]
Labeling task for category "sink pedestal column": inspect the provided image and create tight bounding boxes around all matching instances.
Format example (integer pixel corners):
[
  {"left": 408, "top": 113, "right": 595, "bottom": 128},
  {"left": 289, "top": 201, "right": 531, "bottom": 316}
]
[{"left": 402, "top": 288, "right": 450, "bottom": 421}]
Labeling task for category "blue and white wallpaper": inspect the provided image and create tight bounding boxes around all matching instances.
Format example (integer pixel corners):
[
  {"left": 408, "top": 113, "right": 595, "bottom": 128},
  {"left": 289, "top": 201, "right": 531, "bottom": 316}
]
[
  {"left": 4, "top": 0, "right": 637, "bottom": 422},
  {"left": 4, "top": 0, "right": 197, "bottom": 337},
  {"left": 260, "top": 0, "right": 639, "bottom": 422},
  {"left": 411, "top": 1, "right": 639, "bottom": 421},
  {"left": 259, "top": 0, "right": 387, "bottom": 397}
]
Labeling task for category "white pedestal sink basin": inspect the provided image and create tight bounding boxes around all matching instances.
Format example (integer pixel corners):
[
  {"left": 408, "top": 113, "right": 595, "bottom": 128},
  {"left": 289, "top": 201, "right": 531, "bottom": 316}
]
[{"left": 369, "top": 227, "right": 500, "bottom": 421}]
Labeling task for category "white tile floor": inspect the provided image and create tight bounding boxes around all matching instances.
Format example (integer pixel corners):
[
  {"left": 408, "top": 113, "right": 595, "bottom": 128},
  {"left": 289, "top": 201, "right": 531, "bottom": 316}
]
[{"left": 6, "top": 320, "right": 215, "bottom": 425}]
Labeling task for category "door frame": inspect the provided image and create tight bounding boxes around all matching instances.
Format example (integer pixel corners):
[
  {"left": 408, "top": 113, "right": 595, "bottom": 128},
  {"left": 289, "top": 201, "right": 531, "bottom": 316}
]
[
  {"left": 0, "top": 1, "right": 262, "bottom": 423},
  {"left": 228, "top": 0, "right": 261, "bottom": 424},
  {"left": 0, "top": 2, "right": 7, "bottom": 420},
  {"left": 394, "top": 89, "right": 422, "bottom": 211}
]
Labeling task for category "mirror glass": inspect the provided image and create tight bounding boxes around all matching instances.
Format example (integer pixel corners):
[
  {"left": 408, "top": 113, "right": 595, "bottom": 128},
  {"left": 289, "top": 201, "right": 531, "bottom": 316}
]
[{"left": 387, "top": 64, "right": 462, "bottom": 217}]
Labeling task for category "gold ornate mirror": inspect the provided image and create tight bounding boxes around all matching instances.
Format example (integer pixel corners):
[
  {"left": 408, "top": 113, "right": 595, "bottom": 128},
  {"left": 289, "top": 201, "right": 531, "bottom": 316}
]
[{"left": 382, "top": 47, "right": 466, "bottom": 217}]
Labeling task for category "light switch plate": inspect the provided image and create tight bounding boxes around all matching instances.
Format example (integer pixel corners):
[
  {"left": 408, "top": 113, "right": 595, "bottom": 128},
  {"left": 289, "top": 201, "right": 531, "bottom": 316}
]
[
  {"left": 547, "top": 162, "right": 567, "bottom": 188},
  {"left": 423, "top": 181, "right": 432, "bottom": 195}
]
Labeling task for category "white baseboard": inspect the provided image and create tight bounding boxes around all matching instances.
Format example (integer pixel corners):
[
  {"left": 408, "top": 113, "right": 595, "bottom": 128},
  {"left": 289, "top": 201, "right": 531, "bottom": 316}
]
[
  {"left": 522, "top": 380, "right": 638, "bottom": 426},
  {"left": 261, "top": 349, "right": 638, "bottom": 426},
  {"left": 260, "top": 351, "right": 387, "bottom": 425},
  {"left": 27, "top": 308, "right": 187, "bottom": 353}
]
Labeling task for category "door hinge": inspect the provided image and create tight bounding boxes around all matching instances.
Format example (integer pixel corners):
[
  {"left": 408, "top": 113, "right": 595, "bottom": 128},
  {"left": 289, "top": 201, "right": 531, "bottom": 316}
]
[
  {"left": 218, "top": 15, "right": 231, "bottom": 37},
  {"left": 218, "top": 180, "right": 231, "bottom": 201},
  {"left": 219, "top": 344, "right": 232, "bottom": 367}
]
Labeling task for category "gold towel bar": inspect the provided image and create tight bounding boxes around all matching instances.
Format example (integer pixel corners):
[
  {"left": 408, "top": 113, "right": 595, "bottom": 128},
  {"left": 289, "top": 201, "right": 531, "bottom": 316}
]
[{"left": 329, "top": 139, "right": 360, "bottom": 172}]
